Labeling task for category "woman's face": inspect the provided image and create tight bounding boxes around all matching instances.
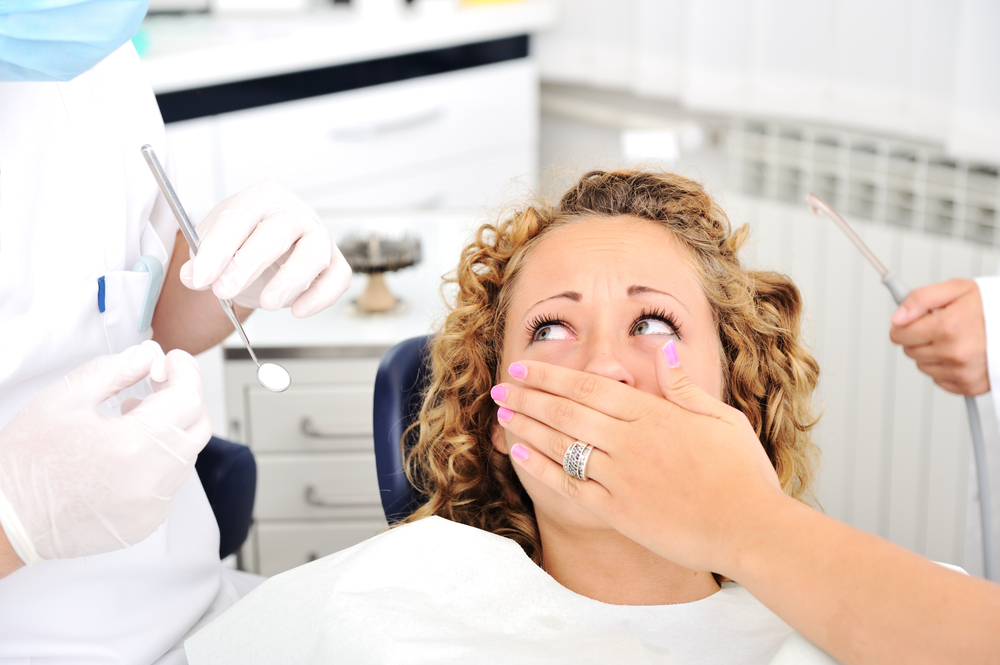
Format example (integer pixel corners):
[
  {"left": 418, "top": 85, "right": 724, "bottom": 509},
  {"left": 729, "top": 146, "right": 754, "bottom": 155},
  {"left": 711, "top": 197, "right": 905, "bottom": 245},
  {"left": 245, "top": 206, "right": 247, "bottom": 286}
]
[{"left": 495, "top": 216, "right": 724, "bottom": 530}]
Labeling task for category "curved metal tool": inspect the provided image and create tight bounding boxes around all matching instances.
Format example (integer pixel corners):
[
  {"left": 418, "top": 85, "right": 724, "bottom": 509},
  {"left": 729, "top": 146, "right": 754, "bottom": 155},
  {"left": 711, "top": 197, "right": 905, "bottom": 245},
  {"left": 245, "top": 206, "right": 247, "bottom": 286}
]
[{"left": 140, "top": 144, "right": 290, "bottom": 393}]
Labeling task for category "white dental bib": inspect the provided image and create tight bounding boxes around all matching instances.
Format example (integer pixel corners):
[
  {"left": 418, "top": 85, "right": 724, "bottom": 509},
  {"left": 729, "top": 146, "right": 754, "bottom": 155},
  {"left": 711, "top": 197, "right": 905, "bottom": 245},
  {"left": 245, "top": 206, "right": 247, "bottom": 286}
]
[{"left": 186, "top": 516, "right": 793, "bottom": 664}]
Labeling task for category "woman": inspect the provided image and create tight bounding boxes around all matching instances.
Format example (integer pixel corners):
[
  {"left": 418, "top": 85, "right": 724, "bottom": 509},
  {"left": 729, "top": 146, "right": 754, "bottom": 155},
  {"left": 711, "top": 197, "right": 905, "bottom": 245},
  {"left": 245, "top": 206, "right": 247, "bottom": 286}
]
[
  {"left": 185, "top": 170, "right": 822, "bottom": 664},
  {"left": 491, "top": 186, "right": 1000, "bottom": 663}
]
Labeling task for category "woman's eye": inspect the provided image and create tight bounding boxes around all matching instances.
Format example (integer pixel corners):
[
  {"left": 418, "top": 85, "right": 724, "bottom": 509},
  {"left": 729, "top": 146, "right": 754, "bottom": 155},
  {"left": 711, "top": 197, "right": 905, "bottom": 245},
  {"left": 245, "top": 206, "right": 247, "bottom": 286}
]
[
  {"left": 533, "top": 324, "right": 574, "bottom": 342},
  {"left": 631, "top": 318, "right": 677, "bottom": 337}
]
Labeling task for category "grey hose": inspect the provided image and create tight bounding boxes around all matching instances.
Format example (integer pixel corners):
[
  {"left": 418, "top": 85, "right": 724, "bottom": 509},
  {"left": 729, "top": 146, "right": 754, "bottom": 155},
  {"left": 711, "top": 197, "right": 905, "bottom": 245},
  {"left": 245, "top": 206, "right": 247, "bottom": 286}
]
[
  {"left": 966, "top": 396, "right": 996, "bottom": 581},
  {"left": 808, "top": 196, "right": 995, "bottom": 579},
  {"left": 886, "top": 272, "right": 995, "bottom": 581}
]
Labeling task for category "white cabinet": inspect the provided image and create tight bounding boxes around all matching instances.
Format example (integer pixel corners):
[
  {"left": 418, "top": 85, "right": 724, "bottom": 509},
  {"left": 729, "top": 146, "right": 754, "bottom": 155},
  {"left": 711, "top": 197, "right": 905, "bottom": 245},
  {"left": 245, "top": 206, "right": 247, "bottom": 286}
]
[
  {"left": 255, "top": 521, "right": 389, "bottom": 578},
  {"left": 217, "top": 59, "right": 537, "bottom": 199},
  {"left": 165, "top": 58, "right": 539, "bottom": 223},
  {"left": 226, "top": 354, "right": 390, "bottom": 576},
  {"left": 246, "top": 383, "right": 375, "bottom": 451},
  {"left": 304, "top": 142, "right": 535, "bottom": 210}
]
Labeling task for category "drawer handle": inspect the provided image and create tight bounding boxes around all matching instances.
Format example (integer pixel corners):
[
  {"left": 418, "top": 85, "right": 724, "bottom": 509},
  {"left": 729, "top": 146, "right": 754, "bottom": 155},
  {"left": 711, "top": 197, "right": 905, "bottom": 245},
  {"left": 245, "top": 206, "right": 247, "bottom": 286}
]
[
  {"left": 411, "top": 191, "right": 446, "bottom": 210},
  {"left": 300, "top": 417, "right": 369, "bottom": 439},
  {"left": 329, "top": 106, "right": 446, "bottom": 142},
  {"left": 304, "top": 485, "right": 377, "bottom": 508}
]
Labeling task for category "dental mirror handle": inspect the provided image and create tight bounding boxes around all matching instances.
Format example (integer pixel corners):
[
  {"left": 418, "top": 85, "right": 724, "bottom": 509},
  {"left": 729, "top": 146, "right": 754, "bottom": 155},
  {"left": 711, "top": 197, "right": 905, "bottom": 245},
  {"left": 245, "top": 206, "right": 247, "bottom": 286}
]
[
  {"left": 140, "top": 144, "right": 260, "bottom": 368},
  {"left": 141, "top": 145, "right": 201, "bottom": 255},
  {"left": 220, "top": 299, "right": 259, "bottom": 366}
]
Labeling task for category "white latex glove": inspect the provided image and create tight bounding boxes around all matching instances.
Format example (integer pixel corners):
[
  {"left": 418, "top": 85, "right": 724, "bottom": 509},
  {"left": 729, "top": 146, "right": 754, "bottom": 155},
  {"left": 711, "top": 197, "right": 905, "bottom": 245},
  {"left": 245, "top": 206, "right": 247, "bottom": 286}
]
[
  {"left": 0, "top": 341, "right": 211, "bottom": 565},
  {"left": 178, "top": 180, "right": 352, "bottom": 317}
]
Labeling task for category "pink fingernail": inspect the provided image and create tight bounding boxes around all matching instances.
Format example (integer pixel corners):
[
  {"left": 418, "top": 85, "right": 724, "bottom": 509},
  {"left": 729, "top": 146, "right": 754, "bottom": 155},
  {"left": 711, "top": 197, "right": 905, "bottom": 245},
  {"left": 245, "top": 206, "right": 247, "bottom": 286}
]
[
  {"left": 497, "top": 406, "right": 514, "bottom": 422},
  {"left": 663, "top": 340, "right": 680, "bottom": 368},
  {"left": 509, "top": 362, "right": 527, "bottom": 380},
  {"left": 890, "top": 305, "right": 908, "bottom": 325},
  {"left": 490, "top": 385, "right": 508, "bottom": 401},
  {"left": 511, "top": 444, "right": 530, "bottom": 461}
]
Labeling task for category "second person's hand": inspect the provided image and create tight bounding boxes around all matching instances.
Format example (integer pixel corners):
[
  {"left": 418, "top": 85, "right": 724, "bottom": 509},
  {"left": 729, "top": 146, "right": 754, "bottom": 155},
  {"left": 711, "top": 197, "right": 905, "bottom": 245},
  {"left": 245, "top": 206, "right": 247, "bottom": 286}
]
[
  {"left": 178, "top": 180, "right": 352, "bottom": 318},
  {"left": 889, "top": 278, "right": 987, "bottom": 396}
]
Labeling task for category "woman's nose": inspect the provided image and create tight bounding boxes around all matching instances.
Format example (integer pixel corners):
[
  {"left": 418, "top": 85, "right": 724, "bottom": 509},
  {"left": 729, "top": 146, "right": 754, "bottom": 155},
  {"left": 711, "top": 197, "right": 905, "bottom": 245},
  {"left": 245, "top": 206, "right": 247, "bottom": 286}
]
[{"left": 581, "top": 337, "right": 635, "bottom": 386}]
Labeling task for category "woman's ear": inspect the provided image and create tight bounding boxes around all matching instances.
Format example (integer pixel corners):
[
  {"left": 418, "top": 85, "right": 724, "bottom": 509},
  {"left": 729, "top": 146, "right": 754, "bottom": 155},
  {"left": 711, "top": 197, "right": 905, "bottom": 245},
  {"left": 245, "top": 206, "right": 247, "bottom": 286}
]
[{"left": 490, "top": 420, "right": 509, "bottom": 454}]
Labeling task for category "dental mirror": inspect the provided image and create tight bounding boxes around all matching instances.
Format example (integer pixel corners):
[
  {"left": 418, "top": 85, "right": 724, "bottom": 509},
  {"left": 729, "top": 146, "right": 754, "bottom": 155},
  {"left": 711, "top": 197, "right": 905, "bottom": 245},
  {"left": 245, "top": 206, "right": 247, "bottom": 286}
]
[
  {"left": 256, "top": 362, "right": 291, "bottom": 393},
  {"left": 141, "top": 144, "right": 291, "bottom": 393}
]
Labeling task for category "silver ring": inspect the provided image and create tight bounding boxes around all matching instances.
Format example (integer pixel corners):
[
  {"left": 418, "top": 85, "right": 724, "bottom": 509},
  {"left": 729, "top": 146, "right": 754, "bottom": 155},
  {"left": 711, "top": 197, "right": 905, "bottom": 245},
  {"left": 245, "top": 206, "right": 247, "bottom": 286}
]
[{"left": 562, "top": 441, "right": 595, "bottom": 481}]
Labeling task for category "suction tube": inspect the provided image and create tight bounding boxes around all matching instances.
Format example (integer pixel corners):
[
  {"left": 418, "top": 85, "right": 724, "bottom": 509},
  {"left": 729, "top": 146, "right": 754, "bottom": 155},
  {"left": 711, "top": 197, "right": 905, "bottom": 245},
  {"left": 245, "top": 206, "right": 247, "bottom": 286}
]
[
  {"left": 967, "top": 397, "right": 997, "bottom": 581},
  {"left": 807, "top": 194, "right": 995, "bottom": 581}
]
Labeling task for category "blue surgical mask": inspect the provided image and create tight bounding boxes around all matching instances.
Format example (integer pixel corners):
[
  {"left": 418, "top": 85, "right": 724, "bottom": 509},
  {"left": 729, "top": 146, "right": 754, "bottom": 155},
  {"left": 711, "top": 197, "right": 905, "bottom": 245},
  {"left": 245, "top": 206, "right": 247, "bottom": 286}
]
[{"left": 0, "top": 0, "right": 150, "bottom": 82}]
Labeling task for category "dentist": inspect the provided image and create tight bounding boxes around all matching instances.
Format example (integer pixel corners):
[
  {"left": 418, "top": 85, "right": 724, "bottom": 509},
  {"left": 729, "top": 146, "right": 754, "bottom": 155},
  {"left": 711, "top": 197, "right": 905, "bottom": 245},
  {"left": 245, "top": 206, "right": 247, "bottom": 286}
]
[{"left": 0, "top": 1, "right": 350, "bottom": 663}]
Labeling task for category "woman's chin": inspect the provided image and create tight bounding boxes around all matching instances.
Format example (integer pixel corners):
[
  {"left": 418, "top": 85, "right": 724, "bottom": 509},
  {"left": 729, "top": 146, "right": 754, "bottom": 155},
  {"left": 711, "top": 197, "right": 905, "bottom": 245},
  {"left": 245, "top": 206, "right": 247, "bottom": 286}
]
[
  {"left": 510, "top": 453, "right": 614, "bottom": 531},
  {"left": 545, "top": 505, "right": 612, "bottom": 533}
]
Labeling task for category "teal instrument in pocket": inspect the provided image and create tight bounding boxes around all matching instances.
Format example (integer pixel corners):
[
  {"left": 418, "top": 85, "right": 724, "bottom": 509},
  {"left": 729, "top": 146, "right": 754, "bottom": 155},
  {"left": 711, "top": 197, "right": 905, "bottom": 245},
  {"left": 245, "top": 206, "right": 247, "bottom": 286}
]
[
  {"left": 96, "top": 256, "right": 164, "bottom": 332},
  {"left": 807, "top": 193, "right": 995, "bottom": 582},
  {"left": 133, "top": 255, "right": 164, "bottom": 333}
]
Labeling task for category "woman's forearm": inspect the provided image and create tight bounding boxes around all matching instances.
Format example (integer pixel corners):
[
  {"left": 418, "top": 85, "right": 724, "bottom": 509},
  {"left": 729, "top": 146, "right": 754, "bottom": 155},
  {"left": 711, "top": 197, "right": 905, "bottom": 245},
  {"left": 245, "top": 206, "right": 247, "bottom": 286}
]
[
  {"left": 728, "top": 495, "right": 1000, "bottom": 665},
  {"left": 497, "top": 355, "right": 1000, "bottom": 663},
  {"left": 0, "top": 523, "right": 24, "bottom": 579},
  {"left": 151, "top": 231, "right": 252, "bottom": 355}
]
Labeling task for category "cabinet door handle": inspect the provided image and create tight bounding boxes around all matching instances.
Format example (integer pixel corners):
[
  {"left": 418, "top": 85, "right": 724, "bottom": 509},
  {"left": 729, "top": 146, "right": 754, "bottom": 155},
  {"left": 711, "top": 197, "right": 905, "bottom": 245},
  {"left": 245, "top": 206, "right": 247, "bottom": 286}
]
[
  {"left": 300, "top": 417, "right": 370, "bottom": 439},
  {"left": 410, "top": 191, "right": 447, "bottom": 210},
  {"left": 329, "top": 106, "right": 446, "bottom": 142},
  {"left": 304, "top": 485, "right": 377, "bottom": 508}
]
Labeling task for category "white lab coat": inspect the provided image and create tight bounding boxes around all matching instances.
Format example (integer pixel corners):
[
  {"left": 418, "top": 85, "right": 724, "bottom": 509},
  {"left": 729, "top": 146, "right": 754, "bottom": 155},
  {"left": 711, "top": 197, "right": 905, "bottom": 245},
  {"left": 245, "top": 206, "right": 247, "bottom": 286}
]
[
  {"left": 979, "top": 276, "right": 1000, "bottom": 422},
  {"left": 0, "top": 44, "right": 235, "bottom": 664}
]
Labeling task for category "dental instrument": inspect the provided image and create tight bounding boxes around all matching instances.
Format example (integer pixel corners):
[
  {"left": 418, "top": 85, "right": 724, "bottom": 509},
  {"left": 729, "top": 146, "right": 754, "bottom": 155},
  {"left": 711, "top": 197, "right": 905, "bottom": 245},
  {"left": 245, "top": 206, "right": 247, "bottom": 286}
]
[
  {"left": 140, "top": 145, "right": 291, "bottom": 394},
  {"left": 807, "top": 193, "right": 995, "bottom": 582}
]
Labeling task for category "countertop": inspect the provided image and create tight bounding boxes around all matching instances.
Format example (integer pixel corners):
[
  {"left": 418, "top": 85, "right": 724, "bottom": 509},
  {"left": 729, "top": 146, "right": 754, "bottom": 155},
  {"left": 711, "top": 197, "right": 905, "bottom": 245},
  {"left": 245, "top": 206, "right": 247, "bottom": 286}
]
[{"left": 140, "top": 0, "right": 557, "bottom": 93}]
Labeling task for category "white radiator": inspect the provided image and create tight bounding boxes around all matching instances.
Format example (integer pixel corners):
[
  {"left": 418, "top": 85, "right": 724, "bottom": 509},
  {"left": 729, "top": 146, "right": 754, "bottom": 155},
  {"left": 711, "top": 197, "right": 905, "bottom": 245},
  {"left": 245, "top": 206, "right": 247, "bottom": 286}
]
[{"left": 722, "top": 192, "right": 1000, "bottom": 572}]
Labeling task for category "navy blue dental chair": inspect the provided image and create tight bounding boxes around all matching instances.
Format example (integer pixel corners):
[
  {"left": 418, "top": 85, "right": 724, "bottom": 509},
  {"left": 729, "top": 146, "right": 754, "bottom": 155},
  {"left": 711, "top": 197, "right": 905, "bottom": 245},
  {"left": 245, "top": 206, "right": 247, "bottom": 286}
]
[
  {"left": 372, "top": 335, "right": 433, "bottom": 525},
  {"left": 195, "top": 436, "right": 257, "bottom": 559}
]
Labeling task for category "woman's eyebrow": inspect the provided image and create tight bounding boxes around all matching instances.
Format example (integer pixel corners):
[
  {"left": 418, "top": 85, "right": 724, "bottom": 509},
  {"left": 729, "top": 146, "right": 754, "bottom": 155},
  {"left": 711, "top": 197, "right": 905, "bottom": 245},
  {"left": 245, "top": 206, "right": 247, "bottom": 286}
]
[
  {"left": 627, "top": 285, "right": 691, "bottom": 314},
  {"left": 524, "top": 291, "right": 581, "bottom": 317}
]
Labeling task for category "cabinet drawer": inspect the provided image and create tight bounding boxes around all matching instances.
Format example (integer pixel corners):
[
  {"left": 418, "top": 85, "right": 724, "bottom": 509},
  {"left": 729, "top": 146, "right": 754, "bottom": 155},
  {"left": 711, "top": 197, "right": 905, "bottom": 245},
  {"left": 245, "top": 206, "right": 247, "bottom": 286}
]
[
  {"left": 256, "top": 520, "right": 387, "bottom": 577},
  {"left": 302, "top": 141, "right": 536, "bottom": 210},
  {"left": 256, "top": 453, "right": 383, "bottom": 520},
  {"left": 217, "top": 59, "right": 536, "bottom": 196},
  {"left": 229, "top": 357, "right": 381, "bottom": 386},
  {"left": 248, "top": 384, "right": 374, "bottom": 452}
]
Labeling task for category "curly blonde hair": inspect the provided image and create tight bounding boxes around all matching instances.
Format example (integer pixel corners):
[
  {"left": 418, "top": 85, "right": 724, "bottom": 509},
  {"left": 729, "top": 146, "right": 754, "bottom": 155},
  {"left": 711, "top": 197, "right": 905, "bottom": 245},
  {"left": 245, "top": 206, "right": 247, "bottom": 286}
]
[{"left": 402, "top": 169, "right": 821, "bottom": 564}]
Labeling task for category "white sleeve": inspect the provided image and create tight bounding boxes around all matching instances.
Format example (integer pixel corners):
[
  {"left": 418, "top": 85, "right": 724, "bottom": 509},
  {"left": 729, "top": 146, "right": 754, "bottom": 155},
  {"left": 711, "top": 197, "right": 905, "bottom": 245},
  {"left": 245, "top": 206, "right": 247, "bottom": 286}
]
[{"left": 975, "top": 275, "right": 1000, "bottom": 421}]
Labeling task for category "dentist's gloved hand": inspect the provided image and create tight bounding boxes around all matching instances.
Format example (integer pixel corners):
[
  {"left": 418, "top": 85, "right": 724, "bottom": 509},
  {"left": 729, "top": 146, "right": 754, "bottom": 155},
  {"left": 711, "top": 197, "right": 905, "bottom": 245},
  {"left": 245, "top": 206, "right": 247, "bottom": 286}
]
[
  {"left": 0, "top": 341, "right": 211, "bottom": 566},
  {"left": 178, "top": 180, "right": 352, "bottom": 317}
]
